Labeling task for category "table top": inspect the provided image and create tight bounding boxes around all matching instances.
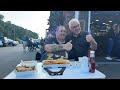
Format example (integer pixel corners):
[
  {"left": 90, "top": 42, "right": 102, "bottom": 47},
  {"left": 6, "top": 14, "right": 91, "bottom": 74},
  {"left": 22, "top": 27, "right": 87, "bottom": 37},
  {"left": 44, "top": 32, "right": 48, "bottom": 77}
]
[{"left": 4, "top": 62, "right": 106, "bottom": 79}]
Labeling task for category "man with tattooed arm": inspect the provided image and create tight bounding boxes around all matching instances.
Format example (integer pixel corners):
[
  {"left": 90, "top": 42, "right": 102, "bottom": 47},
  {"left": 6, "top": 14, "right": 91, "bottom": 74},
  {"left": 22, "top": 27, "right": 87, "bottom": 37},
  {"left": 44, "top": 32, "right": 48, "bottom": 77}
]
[{"left": 40, "top": 25, "right": 72, "bottom": 61}]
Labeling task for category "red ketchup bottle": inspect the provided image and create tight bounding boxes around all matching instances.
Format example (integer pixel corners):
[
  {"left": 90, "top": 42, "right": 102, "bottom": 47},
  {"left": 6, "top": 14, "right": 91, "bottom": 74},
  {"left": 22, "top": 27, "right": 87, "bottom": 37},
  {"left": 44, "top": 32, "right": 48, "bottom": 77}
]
[
  {"left": 88, "top": 50, "right": 91, "bottom": 72},
  {"left": 89, "top": 50, "right": 96, "bottom": 73}
]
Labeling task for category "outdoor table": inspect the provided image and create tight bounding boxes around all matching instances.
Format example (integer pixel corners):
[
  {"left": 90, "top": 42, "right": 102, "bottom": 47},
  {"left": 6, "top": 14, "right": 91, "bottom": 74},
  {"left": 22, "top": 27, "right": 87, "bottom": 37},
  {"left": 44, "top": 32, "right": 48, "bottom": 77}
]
[{"left": 4, "top": 62, "right": 106, "bottom": 79}]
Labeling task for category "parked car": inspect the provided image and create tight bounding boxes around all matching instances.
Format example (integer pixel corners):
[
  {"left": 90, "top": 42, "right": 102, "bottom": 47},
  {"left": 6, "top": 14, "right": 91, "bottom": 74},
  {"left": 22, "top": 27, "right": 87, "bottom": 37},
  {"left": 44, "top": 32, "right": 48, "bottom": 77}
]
[
  {"left": 0, "top": 40, "right": 3, "bottom": 46},
  {"left": 7, "top": 39, "right": 14, "bottom": 46},
  {"left": 0, "top": 37, "right": 8, "bottom": 47},
  {"left": 8, "top": 39, "right": 19, "bottom": 46},
  {"left": 13, "top": 41, "right": 19, "bottom": 45}
]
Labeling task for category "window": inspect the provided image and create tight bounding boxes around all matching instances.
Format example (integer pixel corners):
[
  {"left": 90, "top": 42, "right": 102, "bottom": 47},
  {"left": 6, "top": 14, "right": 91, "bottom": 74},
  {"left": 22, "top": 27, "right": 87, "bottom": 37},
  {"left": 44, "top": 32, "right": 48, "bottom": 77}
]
[{"left": 80, "top": 20, "right": 85, "bottom": 31}]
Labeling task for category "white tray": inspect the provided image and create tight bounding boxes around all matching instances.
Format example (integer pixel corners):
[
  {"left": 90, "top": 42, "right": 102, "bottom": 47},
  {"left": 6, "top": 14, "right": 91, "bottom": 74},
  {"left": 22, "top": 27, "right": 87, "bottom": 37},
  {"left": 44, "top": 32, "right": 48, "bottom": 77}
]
[
  {"left": 15, "top": 70, "right": 36, "bottom": 77},
  {"left": 15, "top": 60, "right": 37, "bottom": 77},
  {"left": 42, "top": 60, "right": 71, "bottom": 68}
]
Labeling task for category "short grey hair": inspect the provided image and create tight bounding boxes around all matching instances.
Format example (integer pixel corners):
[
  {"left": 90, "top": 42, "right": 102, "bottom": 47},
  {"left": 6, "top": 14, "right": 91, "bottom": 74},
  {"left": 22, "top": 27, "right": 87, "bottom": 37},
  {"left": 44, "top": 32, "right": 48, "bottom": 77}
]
[{"left": 68, "top": 18, "right": 80, "bottom": 29}]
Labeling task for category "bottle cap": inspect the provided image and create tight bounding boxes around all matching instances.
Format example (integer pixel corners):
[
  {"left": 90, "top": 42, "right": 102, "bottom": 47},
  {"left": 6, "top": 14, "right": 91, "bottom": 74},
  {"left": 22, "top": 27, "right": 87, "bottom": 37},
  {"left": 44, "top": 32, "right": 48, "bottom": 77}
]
[
  {"left": 90, "top": 51, "right": 95, "bottom": 54},
  {"left": 90, "top": 51, "right": 95, "bottom": 57}
]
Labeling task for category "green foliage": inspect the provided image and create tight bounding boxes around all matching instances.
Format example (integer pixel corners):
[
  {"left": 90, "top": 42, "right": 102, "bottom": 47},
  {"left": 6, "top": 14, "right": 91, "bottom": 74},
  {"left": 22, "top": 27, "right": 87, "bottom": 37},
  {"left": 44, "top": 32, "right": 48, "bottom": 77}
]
[
  {"left": 48, "top": 11, "right": 64, "bottom": 32},
  {"left": 0, "top": 14, "right": 4, "bottom": 20},
  {"left": 0, "top": 14, "right": 38, "bottom": 40}
]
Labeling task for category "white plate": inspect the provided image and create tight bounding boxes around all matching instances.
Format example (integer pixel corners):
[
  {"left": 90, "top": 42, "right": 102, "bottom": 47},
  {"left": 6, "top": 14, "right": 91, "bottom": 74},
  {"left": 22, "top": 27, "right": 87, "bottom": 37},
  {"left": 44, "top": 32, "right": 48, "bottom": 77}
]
[{"left": 42, "top": 60, "right": 71, "bottom": 68}]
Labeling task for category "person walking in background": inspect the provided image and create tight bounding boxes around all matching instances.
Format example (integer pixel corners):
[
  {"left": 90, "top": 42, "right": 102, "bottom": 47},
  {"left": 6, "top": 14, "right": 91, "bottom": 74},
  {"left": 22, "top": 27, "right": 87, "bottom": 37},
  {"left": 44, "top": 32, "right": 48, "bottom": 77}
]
[
  {"left": 105, "top": 24, "right": 117, "bottom": 60},
  {"left": 40, "top": 37, "right": 45, "bottom": 52},
  {"left": 22, "top": 36, "right": 29, "bottom": 51},
  {"left": 40, "top": 37, "right": 44, "bottom": 46}
]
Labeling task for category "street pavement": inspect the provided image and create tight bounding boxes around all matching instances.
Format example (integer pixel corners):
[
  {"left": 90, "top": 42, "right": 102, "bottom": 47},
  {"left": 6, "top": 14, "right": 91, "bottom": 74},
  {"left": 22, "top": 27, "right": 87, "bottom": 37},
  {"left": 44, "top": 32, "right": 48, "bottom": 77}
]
[
  {"left": 0, "top": 44, "right": 38, "bottom": 79},
  {"left": 0, "top": 44, "right": 120, "bottom": 79}
]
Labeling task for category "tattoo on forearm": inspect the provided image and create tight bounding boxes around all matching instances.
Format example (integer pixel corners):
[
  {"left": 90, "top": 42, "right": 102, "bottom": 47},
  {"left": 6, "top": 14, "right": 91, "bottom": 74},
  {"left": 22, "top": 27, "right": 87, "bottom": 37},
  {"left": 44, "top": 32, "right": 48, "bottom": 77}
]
[{"left": 50, "top": 44, "right": 63, "bottom": 52}]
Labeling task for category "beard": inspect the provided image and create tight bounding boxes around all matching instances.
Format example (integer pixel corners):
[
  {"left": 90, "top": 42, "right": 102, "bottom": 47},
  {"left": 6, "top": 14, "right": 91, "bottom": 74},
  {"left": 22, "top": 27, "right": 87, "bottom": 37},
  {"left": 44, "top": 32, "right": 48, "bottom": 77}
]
[{"left": 56, "top": 34, "right": 66, "bottom": 41}]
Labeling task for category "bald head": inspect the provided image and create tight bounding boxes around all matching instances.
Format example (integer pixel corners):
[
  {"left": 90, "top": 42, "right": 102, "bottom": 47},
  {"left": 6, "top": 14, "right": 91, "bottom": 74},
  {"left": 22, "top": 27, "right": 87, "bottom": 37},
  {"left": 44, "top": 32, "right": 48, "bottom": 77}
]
[{"left": 56, "top": 25, "right": 66, "bottom": 41}]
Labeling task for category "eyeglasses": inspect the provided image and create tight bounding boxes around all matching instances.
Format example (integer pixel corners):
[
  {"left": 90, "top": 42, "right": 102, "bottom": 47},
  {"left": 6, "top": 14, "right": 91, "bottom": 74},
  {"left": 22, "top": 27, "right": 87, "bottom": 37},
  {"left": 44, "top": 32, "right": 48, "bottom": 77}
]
[{"left": 70, "top": 24, "right": 80, "bottom": 29}]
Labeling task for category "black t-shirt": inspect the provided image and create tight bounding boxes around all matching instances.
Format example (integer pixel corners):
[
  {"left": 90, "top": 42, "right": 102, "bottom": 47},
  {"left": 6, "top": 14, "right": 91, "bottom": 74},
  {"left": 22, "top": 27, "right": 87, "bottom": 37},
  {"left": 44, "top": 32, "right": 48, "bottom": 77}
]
[
  {"left": 40, "top": 37, "right": 68, "bottom": 60},
  {"left": 65, "top": 32, "right": 90, "bottom": 61}
]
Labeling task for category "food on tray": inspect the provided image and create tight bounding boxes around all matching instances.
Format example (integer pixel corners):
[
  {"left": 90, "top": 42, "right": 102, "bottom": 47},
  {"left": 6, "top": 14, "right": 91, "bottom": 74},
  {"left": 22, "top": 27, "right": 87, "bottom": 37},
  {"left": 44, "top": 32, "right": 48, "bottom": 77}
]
[
  {"left": 43, "top": 60, "right": 70, "bottom": 65},
  {"left": 16, "top": 66, "right": 35, "bottom": 72}
]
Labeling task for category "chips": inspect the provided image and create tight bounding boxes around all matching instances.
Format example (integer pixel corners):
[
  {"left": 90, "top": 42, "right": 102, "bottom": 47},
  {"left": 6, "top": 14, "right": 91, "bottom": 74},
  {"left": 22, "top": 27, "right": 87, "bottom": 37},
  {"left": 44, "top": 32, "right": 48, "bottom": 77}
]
[
  {"left": 16, "top": 66, "right": 35, "bottom": 72},
  {"left": 43, "top": 60, "right": 70, "bottom": 65}
]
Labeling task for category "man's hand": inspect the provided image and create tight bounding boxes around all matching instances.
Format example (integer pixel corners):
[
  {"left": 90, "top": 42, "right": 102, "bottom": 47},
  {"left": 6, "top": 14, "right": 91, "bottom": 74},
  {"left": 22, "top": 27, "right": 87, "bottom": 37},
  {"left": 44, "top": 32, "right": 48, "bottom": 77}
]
[
  {"left": 63, "top": 40, "right": 72, "bottom": 51},
  {"left": 86, "top": 34, "right": 97, "bottom": 50},
  {"left": 47, "top": 34, "right": 53, "bottom": 38},
  {"left": 86, "top": 34, "right": 94, "bottom": 43},
  {"left": 45, "top": 40, "right": 72, "bottom": 52}
]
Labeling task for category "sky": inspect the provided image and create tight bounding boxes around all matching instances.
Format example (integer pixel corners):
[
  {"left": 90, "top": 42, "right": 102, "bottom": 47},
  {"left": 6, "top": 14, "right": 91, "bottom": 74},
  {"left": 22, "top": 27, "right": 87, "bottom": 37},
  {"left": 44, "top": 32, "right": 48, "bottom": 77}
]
[{"left": 0, "top": 11, "right": 50, "bottom": 38}]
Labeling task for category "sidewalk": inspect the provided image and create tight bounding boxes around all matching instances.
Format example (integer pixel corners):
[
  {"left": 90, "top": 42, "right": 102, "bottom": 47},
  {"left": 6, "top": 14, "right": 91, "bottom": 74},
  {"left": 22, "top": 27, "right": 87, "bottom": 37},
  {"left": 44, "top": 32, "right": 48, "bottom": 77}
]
[
  {"left": 96, "top": 57, "right": 120, "bottom": 79},
  {"left": 96, "top": 56, "right": 120, "bottom": 62},
  {"left": 96, "top": 64, "right": 120, "bottom": 79},
  {"left": 96, "top": 56, "right": 120, "bottom": 65}
]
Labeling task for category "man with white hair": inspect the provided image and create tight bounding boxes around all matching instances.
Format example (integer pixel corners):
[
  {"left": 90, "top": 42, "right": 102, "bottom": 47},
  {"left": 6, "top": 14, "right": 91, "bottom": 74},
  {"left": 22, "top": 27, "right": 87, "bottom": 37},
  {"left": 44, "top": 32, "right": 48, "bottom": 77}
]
[{"left": 66, "top": 18, "right": 97, "bottom": 61}]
